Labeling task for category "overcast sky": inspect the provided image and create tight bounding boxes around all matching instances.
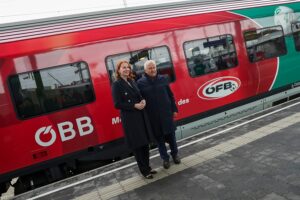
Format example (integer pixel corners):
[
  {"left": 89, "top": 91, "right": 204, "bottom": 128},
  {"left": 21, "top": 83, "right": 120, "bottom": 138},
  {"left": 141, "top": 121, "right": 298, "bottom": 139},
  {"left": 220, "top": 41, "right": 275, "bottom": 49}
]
[{"left": 0, "top": 0, "right": 187, "bottom": 24}]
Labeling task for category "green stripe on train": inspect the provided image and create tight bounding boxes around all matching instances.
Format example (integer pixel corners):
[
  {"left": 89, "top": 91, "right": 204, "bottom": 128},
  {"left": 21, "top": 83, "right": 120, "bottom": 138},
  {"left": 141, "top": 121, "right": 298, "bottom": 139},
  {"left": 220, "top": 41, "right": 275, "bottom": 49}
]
[{"left": 233, "top": 3, "right": 300, "bottom": 89}]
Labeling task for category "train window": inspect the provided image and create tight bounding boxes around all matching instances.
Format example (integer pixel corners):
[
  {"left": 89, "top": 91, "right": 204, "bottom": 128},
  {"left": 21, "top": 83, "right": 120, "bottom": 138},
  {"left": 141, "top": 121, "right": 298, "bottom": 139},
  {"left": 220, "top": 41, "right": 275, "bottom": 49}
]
[
  {"left": 9, "top": 62, "right": 95, "bottom": 119},
  {"left": 292, "top": 22, "right": 300, "bottom": 51},
  {"left": 106, "top": 46, "right": 175, "bottom": 82},
  {"left": 244, "top": 26, "right": 287, "bottom": 62},
  {"left": 183, "top": 34, "right": 238, "bottom": 77}
]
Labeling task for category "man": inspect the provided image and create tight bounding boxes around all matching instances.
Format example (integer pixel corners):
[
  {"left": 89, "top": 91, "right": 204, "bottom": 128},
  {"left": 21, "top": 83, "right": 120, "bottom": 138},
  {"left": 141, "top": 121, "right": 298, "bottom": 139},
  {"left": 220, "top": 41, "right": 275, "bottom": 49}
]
[{"left": 137, "top": 60, "right": 180, "bottom": 169}]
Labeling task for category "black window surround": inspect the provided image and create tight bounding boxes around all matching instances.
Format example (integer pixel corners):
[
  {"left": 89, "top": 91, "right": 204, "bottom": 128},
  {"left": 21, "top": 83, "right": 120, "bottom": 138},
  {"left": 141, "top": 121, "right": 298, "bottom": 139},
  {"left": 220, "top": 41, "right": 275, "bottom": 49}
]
[{"left": 9, "top": 61, "right": 95, "bottom": 119}]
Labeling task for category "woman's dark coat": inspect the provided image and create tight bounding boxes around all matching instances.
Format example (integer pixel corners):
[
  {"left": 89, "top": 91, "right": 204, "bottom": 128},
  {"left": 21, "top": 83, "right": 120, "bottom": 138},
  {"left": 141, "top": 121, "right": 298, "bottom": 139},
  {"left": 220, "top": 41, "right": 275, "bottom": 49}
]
[
  {"left": 111, "top": 79, "right": 154, "bottom": 150},
  {"left": 137, "top": 74, "right": 178, "bottom": 138}
]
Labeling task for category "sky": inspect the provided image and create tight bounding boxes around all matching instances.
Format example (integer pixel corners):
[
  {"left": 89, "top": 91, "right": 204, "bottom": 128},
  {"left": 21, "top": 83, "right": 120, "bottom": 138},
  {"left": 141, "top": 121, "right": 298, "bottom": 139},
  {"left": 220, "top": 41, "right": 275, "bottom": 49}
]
[{"left": 0, "top": 0, "right": 188, "bottom": 24}]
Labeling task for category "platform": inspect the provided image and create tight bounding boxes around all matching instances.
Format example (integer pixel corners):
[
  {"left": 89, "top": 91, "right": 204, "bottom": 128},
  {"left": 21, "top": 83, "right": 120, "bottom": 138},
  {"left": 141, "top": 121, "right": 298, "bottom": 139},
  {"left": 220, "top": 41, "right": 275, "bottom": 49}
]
[{"left": 9, "top": 98, "right": 300, "bottom": 200}]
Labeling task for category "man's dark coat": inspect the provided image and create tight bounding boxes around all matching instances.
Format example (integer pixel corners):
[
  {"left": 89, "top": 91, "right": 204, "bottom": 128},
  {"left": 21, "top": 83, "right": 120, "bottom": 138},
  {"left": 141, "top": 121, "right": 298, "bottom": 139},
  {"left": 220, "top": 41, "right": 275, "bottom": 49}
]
[
  {"left": 111, "top": 79, "right": 154, "bottom": 150},
  {"left": 137, "top": 74, "right": 178, "bottom": 138}
]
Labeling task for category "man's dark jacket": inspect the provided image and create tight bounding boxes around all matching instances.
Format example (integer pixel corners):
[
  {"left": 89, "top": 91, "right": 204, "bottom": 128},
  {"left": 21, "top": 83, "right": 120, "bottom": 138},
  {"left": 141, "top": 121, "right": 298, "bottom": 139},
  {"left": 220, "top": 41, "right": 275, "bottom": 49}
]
[{"left": 137, "top": 74, "right": 178, "bottom": 138}]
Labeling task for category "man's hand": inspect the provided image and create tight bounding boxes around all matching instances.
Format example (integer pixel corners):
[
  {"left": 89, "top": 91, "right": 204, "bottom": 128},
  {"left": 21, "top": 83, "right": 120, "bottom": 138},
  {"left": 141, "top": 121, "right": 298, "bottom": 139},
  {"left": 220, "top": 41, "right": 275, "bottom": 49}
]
[{"left": 140, "top": 99, "right": 146, "bottom": 107}]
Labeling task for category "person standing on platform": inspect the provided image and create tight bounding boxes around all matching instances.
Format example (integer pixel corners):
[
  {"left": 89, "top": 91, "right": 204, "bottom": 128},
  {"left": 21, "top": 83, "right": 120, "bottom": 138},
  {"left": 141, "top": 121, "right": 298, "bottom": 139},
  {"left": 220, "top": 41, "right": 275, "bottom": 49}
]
[
  {"left": 111, "top": 60, "right": 156, "bottom": 179},
  {"left": 137, "top": 60, "right": 181, "bottom": 169}
]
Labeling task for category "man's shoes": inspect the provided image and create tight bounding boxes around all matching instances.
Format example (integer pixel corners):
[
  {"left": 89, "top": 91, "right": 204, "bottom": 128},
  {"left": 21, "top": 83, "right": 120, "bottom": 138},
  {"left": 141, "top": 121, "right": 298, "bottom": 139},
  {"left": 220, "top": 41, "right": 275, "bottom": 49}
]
[
  {"left": 163, "top": 160, "right": 170, "bottom": 169},
  {"left": 150, "top": 170, "right": 157, "bottom": 174},
  {"left": 143, "top": 174, "right": 153, "bottom": 179},
  {"left": 172, "top": 155, "right": 181, "bottom": 164}
]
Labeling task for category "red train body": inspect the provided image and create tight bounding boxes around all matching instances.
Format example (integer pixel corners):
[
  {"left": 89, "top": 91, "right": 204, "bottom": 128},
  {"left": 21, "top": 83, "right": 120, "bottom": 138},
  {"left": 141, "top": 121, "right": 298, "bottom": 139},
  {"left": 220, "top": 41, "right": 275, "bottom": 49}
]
[{"left": 1, "top": 0, "right": 300, "bottom": 194}]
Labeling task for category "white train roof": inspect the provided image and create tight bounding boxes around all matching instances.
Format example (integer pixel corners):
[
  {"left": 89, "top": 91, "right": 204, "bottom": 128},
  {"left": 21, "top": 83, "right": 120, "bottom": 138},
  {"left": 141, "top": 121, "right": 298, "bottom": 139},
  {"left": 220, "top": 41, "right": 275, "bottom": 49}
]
[{"left": 1, "top": 0, "right": 299, "bottom": 43}]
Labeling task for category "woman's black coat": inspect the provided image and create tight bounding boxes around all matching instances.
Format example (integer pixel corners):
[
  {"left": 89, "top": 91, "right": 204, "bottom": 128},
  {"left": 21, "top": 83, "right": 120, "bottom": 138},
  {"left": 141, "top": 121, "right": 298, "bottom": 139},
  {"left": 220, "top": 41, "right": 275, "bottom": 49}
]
[
  {"left": 111, "top": 79, "right": 154, "bottom": 150},
  {"left": 137, "top": 74, "right": 178, "bottom": 138}
]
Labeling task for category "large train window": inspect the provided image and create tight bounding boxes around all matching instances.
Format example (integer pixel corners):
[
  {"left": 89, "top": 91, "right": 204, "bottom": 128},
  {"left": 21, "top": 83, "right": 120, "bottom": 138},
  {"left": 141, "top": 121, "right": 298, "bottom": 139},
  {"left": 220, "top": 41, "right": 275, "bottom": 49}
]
[
  {"left": 244, "top": 26, "right": 287, "bottom": 62},
  {"left": 183, "top": 34, "right": 238, "bottom": 77},
  {"left": 106, "top": 46, "right": 175, "bottom": 82},
  {"left": 9, "top": 62, "right": 95, "bottom": 119},
  {"left": 292, "top": 22, "right": 300, "bottom": 51}
]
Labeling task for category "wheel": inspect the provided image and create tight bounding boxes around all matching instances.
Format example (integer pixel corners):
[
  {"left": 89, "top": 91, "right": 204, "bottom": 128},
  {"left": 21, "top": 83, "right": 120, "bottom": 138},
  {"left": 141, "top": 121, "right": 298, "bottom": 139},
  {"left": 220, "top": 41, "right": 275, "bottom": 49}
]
[{"left": 13, "top": 178, "right": 29, "bottom": 195}]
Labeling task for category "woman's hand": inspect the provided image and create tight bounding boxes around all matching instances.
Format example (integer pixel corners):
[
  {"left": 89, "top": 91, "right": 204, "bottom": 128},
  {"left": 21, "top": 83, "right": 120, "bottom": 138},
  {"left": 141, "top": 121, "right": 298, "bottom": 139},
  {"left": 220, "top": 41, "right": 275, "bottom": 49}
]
[
  {"left": 134, "top": 100, "right": 146, "bottom": 110},
  {"left": 134, "top": 103, "right": 144, "bottom": 110}
]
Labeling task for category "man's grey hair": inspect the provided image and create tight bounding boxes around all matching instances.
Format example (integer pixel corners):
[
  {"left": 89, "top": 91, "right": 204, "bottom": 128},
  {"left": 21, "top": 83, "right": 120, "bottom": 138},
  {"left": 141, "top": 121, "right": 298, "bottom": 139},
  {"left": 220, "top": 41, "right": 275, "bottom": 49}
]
[{"left": 144, "top": 60, "right": 156, "bottom": 70}]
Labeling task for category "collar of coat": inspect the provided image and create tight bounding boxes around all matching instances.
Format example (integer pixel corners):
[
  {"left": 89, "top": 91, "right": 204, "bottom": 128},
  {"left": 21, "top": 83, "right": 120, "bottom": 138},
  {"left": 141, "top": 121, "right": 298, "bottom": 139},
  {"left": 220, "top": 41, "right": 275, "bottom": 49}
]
[
  {"left": 145, "top": 74, "right": 159, "bottom": 83},
  {"left": 118, "top": 78, "right": 141, "bottom": 94}
]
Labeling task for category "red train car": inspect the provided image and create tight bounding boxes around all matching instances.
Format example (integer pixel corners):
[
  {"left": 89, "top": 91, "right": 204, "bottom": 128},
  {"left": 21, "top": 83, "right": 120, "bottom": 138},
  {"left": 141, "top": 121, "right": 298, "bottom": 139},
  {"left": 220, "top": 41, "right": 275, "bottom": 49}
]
[{"left": 1, "top": 0, "right": 300, "bottom": 195}]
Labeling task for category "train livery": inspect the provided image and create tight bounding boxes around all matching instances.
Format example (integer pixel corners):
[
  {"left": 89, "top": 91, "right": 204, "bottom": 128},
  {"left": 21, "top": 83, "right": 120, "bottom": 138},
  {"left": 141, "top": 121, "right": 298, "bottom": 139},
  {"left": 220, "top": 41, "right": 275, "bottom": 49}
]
[{"left": 1, "top": 0, "right": 300, "bottom": 195}]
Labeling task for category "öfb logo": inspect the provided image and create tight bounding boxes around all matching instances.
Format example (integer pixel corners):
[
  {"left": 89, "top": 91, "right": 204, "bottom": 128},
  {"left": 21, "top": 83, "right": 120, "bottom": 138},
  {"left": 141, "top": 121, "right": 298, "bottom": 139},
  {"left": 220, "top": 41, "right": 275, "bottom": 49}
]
[{"left": 197, "top": 76, "right": 241, "bottom": 100}]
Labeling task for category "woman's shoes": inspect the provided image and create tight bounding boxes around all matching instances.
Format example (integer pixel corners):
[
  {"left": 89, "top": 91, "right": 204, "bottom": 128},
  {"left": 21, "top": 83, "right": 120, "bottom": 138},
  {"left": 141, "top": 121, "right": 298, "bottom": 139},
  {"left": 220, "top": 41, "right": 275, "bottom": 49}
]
[
  {"left": 143, "top": 174, "right": 153, "bottom": 179},
  {"left": 143, "top": 169, "right": 157, "bottom": 179}
]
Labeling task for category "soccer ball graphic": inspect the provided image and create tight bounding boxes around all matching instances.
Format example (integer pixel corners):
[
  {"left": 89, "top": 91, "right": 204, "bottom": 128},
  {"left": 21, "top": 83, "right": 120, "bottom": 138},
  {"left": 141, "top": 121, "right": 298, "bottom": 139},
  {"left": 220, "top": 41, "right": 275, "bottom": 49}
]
[{"left": 274, "top": 6, "right": 296, "bottom": 34}]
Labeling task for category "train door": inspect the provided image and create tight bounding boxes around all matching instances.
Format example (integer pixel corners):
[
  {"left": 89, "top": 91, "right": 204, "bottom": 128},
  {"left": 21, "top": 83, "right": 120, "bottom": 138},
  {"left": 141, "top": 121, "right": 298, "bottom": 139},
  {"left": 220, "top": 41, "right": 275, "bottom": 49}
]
[{"left": 171, "top": 19, "right": 249, "bottom": 121}]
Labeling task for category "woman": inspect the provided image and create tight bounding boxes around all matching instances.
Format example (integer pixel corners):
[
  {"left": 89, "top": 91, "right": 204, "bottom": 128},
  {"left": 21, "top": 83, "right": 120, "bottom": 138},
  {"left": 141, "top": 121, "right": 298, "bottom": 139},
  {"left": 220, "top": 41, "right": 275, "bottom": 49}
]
[{"left": 111, "top": 60, "right": 156, "bottom": 179}]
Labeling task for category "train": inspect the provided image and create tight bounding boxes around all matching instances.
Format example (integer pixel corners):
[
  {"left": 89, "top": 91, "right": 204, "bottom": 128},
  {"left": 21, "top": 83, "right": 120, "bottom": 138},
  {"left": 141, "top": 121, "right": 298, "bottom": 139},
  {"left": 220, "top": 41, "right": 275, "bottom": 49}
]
[{"left": 1, "top": 0, "right": 300, "bottom": 195}]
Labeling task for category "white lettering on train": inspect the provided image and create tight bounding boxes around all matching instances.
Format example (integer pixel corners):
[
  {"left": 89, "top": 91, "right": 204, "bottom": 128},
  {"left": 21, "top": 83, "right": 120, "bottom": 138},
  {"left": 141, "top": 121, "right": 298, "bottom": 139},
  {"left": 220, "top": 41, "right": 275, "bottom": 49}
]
[
  {"left": 57, "top": 121, "right": 76, "bottom": 142},
  {"left": 35, "top": 126, "right": 57, "bottom": 147},
  {"left": 178, "top": 98, "right": 190, "bottom": 106},
  {"left": 35, "top": 116, "right": 94, "bottom": 147},
  {"left": 112, "top": 117, "right": 121, "bottom": 125},
  {"left": 197, "top": 76, "right": 241, "bottom": 100},
  {"left": 77, "top": 116, "right": 94, "bottom": 136}
]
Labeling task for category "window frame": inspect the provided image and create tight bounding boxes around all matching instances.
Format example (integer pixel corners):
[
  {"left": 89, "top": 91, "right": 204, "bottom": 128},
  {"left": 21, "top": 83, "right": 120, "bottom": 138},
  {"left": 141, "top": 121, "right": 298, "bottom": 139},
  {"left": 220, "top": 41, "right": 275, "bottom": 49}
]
[
  {"left": 8, "top": 61, "right": 96, "bottom": 120},
  {"left": 183, "top": 34, "right": 238, "bottom": 78},
  {"left": 243, "top": 25, "right": 287, "bottom": 63},
  {"left": 291, "top": 22, "right": 300, "bottom": 52},
  {"left": 105, "top": 45, "right": 176, "bottom": 83}
]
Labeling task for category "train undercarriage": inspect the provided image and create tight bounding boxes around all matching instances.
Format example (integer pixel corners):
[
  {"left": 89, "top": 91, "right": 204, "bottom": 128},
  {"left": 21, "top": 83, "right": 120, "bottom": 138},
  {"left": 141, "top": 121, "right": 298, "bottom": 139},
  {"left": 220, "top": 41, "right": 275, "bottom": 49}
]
[{"left": 2, "top": 85, "right": 300, "bottom": 197}]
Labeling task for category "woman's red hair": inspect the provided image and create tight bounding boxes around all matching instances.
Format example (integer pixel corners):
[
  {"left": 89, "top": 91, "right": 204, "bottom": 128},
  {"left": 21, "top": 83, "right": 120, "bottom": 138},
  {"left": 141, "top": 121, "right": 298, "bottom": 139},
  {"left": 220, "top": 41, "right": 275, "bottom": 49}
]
[{"left": 115, "top": 60, "right": 134, "bottom": 80}]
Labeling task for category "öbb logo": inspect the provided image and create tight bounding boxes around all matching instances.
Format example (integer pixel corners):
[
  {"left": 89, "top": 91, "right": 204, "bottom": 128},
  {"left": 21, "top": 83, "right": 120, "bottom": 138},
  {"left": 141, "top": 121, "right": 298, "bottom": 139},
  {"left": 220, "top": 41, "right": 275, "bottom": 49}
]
[
  {"left": 35, "top": 116, "right": 94, "bottom": 147},
  {"left": 197, "top": 76, "right": 241, "bottom": 100}
]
